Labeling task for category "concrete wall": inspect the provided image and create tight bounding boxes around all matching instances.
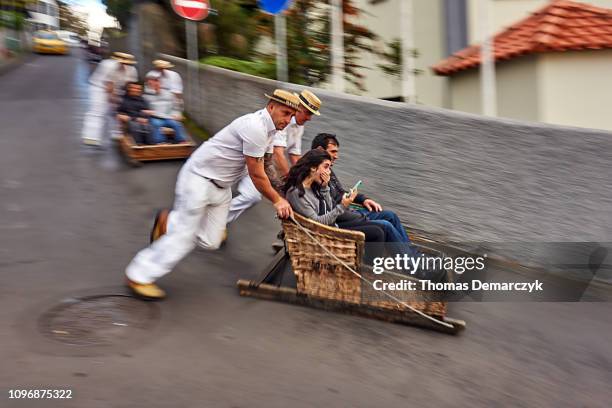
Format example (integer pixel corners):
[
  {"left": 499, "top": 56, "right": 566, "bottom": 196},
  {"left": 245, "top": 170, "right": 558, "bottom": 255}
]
[
  {"left": 162, "top": 53, "right": 612, "bottom": 270},
  {"left": 539, "top": 49, "right": 612, "bottom": 131}
]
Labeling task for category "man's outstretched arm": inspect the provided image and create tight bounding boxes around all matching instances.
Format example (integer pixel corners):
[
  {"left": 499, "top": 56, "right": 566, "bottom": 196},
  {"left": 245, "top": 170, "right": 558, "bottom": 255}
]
[
  {"left": 245, "top": 156, "right": 293, "bottom": 219},
  {"left": 273, "top": 146, "right": 291, "bottom": 177}
]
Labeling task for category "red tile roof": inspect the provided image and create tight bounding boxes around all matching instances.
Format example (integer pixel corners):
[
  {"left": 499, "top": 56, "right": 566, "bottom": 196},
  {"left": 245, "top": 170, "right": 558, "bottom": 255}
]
[{"left": 432, "top": 0, "right": 612, "bottom": 76}]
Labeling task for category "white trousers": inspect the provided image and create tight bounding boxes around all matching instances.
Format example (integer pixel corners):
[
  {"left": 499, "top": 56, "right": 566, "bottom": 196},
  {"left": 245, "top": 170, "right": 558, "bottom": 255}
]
[
  {"left": 81, "top": 86, "right": 120, "bottom": 143},
  {"left": 226, "top": 174, "right": 263, "bottom": 223},
  {"left": 126, "top": 166, "right": 232, "bottom": 284}
]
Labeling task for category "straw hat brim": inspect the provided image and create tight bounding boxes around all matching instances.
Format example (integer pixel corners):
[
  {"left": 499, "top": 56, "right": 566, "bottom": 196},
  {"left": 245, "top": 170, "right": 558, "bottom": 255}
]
[
  {"left": 113, "top": 57, "right": 137, "bottom": 65},
  {"left": 265, "top": 94, "right": 299, "bottom": 110},
  {"left": 155, "top": 62, "right": 174, "bottom": 69},
  {"left": 303, "top": 104, "right": 321, "bottom": 116},
  {"left": 297, "top": 94, "right": 321, "bottom": 116}
]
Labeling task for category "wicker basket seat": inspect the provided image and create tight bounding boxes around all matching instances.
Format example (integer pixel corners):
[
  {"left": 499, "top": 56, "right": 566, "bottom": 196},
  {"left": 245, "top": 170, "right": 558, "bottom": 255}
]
[{"left": 282, "top": 213, "right": 447, "bottom": 318}]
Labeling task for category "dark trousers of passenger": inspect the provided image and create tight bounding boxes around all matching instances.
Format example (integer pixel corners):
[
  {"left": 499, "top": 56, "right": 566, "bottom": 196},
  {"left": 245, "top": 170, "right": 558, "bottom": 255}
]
[
  {"left": 128, "top": 120, "right": 152, "bottom": 145},
  {"left": 338, "top": 220, "right": 385, "bottom": 265},
  {"left": 340, "top": 219, "right": 446, "bottom": 282}
]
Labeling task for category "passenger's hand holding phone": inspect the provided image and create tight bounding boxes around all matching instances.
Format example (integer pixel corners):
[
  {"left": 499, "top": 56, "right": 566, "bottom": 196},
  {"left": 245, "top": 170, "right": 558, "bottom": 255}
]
[{"left": 341, "top": 190, "right": 358, "bottom": 208}]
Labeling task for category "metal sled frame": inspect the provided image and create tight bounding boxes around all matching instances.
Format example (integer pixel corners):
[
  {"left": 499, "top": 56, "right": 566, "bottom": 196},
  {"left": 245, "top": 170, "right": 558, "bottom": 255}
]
[{"left": 237, "top": 215, "right": 466, "bottom": 335}]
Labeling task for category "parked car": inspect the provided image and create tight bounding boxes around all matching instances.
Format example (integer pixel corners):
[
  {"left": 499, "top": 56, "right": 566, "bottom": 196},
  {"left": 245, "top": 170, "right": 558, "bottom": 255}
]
[
  {"left": 56, "top": 31, "right": 83, "bottom": 48},
  {"left": 32, "top": 30, "right": 69, "bottom": 55}
]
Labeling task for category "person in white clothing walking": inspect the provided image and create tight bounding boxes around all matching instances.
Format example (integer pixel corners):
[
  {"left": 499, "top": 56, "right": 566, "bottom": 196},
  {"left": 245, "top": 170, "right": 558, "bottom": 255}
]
[
  {"left": 125, "top": 89, "right": 300, "bottom": 299},
  {"left": 147, "top": 59, "right": 183, "bottom": 98},
  {"left": 226, "top": 90, "right": 322, "bottom": 224},
  {"left": 81, "top": 52, "right": 138, "bottom": 146}
]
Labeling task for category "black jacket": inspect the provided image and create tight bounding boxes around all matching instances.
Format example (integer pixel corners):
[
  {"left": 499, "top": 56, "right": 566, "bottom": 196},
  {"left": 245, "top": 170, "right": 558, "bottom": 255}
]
[{"left": 117, "top": 94, "right": 150, "bottom": 119}]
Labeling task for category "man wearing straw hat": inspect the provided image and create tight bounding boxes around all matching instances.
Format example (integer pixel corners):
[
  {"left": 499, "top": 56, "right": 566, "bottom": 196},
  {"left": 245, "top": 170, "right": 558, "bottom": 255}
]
[
  {"left": 125, "top": 89, "right": 299, "bottom": 300},
  {"left": 148, "top": 59, "right": 183, "bottom": 98},
  {"left": 81, "top": 52, "right": 138, "bottom": 146},
  {"left": 226, "top": 90, "right": 322, "bottom": 225}
]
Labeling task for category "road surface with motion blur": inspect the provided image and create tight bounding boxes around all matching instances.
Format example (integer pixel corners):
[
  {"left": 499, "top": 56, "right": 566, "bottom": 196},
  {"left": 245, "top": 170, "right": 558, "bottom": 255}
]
[{"left": 0, "top": 51, "right": 611, "bottom": 408}]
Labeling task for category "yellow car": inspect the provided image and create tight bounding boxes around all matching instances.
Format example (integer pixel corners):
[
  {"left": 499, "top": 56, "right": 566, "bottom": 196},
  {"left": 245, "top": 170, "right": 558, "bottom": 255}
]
[{"left": 33, "top": 31, "right": 68, "bottom": 55}]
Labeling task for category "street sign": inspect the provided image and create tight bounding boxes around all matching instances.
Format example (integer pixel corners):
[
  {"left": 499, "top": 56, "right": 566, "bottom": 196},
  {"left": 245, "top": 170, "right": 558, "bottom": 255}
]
[
  {"left": 259, "top": 0, "right": 293, "bottom": 14},
  {"left": 171, "top": 0, "right": 211, "bottom": 21},
  {"left": 170, "top": 0, "right": 210, "bottom": 124}
]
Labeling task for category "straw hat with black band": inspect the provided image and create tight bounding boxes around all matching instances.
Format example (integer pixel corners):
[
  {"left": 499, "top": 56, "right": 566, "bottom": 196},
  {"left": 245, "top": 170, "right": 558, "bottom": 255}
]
[
  {"left": 264, "top": 89, "right": 300, "bottom": 110},
  {"left": 296, "top": 90, "right": 322, "bottom": 116},
  {"left": 112, "top": 52, "right": 137, "bottom": 65},
  {"left": 153, "top": 59, "right": 174, "bottom": 69}
]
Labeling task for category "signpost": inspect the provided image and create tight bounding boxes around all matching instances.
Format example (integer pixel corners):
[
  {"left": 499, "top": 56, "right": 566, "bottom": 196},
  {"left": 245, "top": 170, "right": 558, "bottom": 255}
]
[
  {"left": 259, "top": 0, "right": 293, "bottom": 83},
  {"left": 170, "top": 0, "right": 210, "bottom": 120}
]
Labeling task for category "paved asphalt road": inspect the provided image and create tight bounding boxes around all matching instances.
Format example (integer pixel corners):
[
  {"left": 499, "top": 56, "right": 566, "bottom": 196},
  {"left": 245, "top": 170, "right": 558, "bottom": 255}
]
[{"left": 0, "top": 53, "right": 611, "bottom": 408}]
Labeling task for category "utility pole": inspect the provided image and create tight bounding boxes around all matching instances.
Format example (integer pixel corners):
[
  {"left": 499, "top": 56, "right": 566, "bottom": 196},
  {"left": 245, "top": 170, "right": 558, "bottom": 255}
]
[
  {"left": 400, "top": 0, "right": 416, "bottom": 103},
  {"left": 330, "top": 0, "right": 344, "bottom": 92},
  {"left": 275, "top": 12, "right": 288, "bottom": 82},
  {"left": 479, "top": 0, "right": 497, "bottom": 117}
]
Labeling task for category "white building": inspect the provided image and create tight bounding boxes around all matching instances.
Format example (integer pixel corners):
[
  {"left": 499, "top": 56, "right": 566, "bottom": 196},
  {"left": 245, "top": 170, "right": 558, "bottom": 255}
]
[
  {"left": 433, "top": 0, "right": 612, "bottom": 132},
  {"left": 333, "top": 0, "right": 612, "bottom": 116},
  {"left": 27, "top": 0, "right": 60, "bottom": 31}
]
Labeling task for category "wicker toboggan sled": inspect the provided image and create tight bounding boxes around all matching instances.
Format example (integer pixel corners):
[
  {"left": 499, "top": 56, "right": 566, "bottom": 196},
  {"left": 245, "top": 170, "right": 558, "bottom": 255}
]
[
  {"left": 237, "top": 213, "right": 466, "bottom": 334},
  {"left": 118, "top": 128, "right": 196, "bottom": 166}
]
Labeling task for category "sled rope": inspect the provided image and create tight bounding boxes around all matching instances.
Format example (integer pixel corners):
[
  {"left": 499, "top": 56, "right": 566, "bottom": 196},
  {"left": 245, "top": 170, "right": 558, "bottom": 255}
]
[{"left": 289, "top": 214, "right": 453, "bottom": 329}]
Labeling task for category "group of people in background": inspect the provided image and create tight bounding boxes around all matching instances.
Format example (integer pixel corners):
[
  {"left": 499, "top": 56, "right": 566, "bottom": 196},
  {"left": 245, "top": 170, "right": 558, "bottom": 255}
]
[{"left": 81, "top": 52, "right": 187, "bottom": 147}]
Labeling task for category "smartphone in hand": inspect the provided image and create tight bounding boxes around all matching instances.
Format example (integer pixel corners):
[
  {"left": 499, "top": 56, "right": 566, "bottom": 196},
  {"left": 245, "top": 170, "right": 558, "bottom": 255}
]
[{"left": 344, "top": 180, "right": 362, "bottom": 198}]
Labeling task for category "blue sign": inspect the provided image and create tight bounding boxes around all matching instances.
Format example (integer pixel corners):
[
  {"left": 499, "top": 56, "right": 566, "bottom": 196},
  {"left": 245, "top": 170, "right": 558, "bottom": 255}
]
[{"left": 259, "top": 0, "right": 293, "bottom": 14}]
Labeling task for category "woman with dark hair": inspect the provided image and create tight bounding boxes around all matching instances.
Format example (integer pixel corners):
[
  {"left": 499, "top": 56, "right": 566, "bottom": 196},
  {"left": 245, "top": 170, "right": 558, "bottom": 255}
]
[
  {"left": 284, "top": 149, "right": 446, "bottom": 281},
  {"left": 283, "top": 149, "right": 386, "bottom": 262}
]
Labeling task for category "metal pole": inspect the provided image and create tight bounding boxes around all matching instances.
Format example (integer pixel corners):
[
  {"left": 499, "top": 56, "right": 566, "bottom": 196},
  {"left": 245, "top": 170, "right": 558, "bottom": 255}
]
[
  {"left": 275, "top": 13, "right": 288, "bottom": 82},
  {"left": 330, "top": 0, "right": 344, "bottom": 93},
  {"left": 400, "top": 0, "right": 416, "bottom": 103},
  {"left": 186, "top": 20, "right": 199, "bottom": 121},
  {"left": 480, "top": 0, "right": 497, "bottom": 117}
]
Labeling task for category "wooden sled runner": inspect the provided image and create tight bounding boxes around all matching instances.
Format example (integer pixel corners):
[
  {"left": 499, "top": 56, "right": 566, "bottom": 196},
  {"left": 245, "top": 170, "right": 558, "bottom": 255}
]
[
  {"left": 118, "top": 129, "right": 196, "bottom": 165},
  {"left": 237, "top": 213, "right": 466, "bottom": 335}
]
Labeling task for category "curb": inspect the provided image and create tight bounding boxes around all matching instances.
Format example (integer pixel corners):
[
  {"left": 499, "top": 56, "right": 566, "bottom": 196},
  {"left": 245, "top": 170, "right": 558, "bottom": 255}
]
[{"left": 0, "top": 52, "right": 32, "bottom": 77}]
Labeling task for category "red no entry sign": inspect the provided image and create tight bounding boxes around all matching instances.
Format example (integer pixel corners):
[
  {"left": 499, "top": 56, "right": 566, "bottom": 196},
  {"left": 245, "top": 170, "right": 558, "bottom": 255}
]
[{"left": 171, "top": 0, "right": 210, "bottom": 21}]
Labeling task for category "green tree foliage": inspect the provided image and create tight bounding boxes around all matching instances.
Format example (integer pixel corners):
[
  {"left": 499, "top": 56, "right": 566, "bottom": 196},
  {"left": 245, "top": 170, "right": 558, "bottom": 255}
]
[
  {"left": 0, "top": 0, "right": 33, "bottom": 30},
  {"left": 206, "top": 0, "right": 262, "bottom": 59},
  {"left": 102, "top": 0, "right": 378, "bottom": 90},
  {"left": 256, "top": 0, "right": 378, "bottom": 90},
  {"left": 0, "top": 10, "right": 25, "bottom": 30},
  {"left": 378, "top": 38, "right": 423, "bottom": 78},
  {"left": 201, "top": 55, "right": 275, "bottom": 79},
  {"left": 102, "top": 0, "right": 133, "bottom": 29}
]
